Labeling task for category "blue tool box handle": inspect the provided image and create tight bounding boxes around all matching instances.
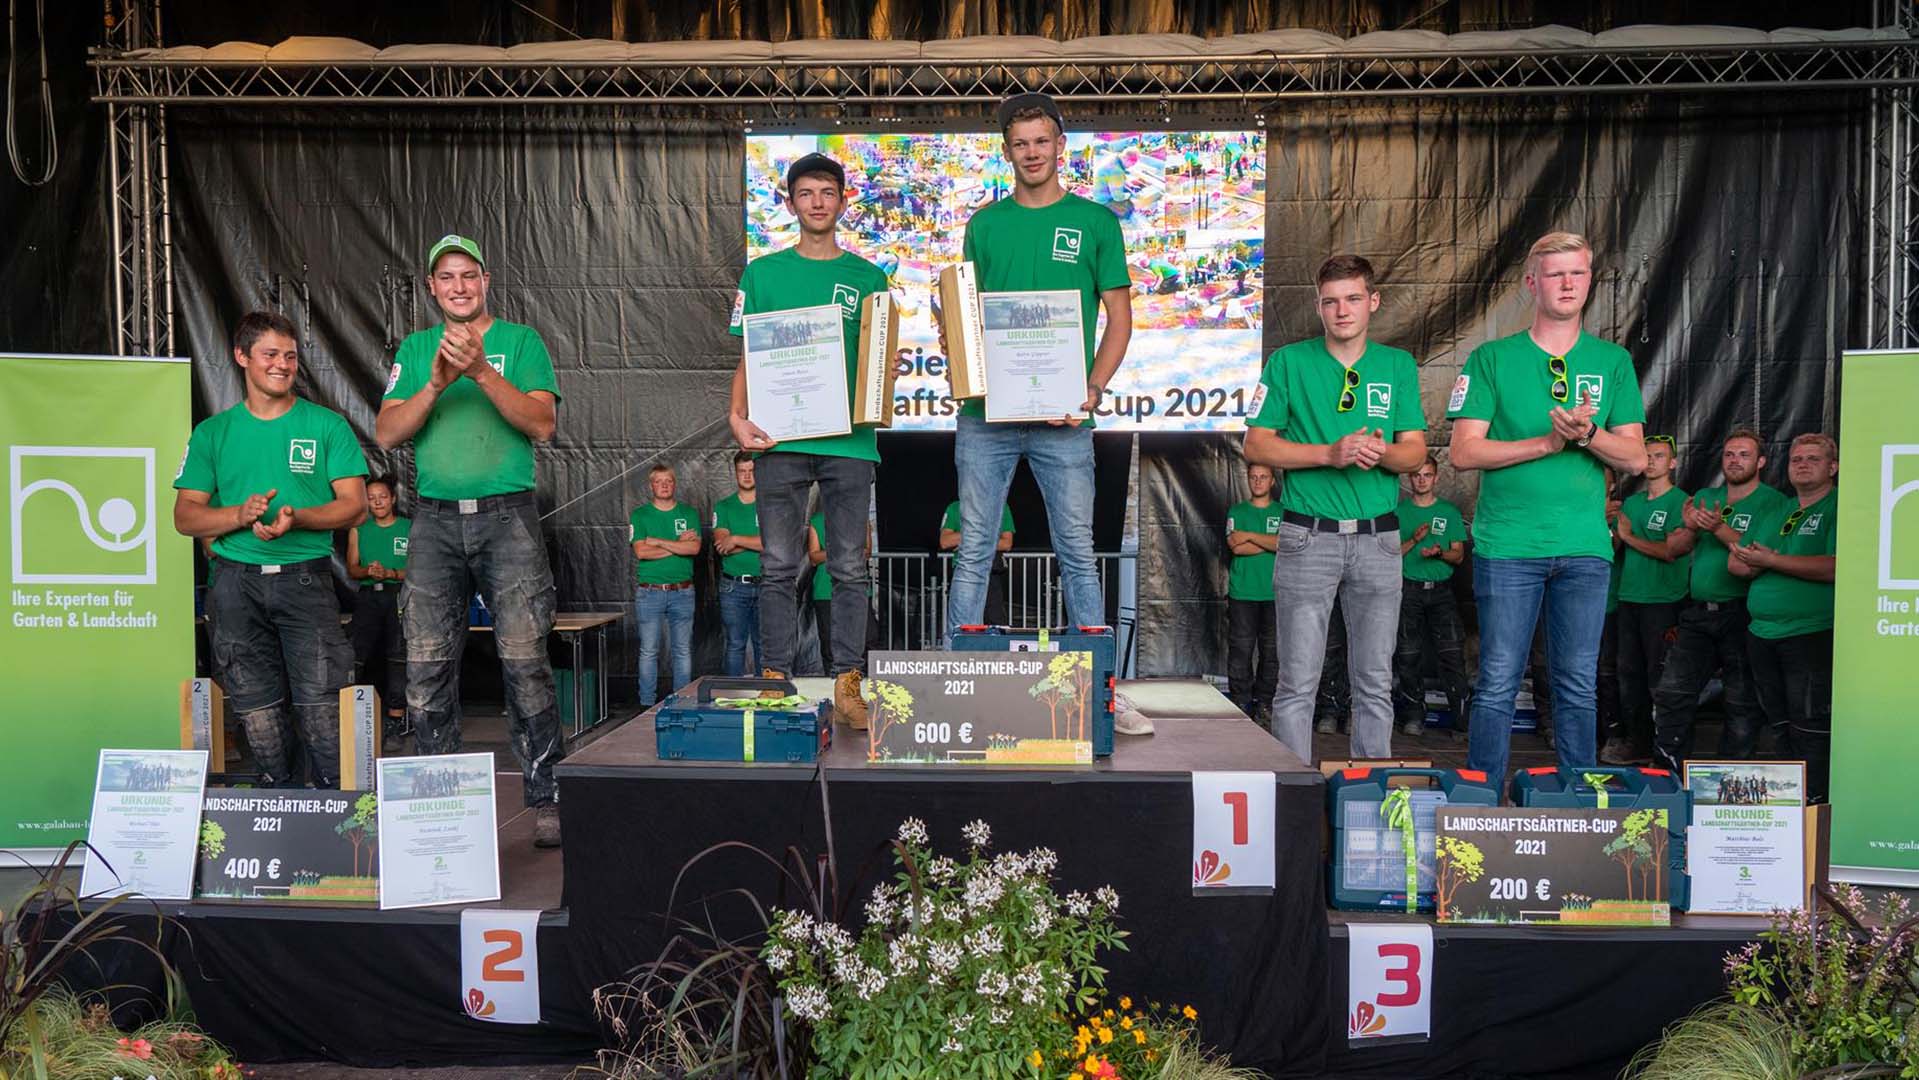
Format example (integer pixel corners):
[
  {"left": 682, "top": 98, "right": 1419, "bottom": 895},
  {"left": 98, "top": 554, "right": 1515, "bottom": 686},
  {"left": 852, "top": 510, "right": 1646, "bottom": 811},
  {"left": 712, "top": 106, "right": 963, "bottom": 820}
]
[{"left": 699, "top": 676, "right": 797, "bottom": 703}]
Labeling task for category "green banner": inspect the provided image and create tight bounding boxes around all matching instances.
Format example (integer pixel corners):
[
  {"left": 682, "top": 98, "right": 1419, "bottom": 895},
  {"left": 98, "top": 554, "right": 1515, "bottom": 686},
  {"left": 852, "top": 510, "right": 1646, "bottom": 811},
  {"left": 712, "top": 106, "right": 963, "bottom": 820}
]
[
  {"left": 0, "top": 354, "right": 193, "bottom": 851},
  {"left": 1831, "top": 350, "right": 1919, "bottom": 883}
]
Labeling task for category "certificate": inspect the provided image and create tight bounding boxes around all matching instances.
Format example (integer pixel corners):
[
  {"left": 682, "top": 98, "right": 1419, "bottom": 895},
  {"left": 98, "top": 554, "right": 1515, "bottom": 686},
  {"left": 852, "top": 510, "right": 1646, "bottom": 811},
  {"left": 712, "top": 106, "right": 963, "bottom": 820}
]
[
  {"left": 79, "top": 748, "right": 208, "bottom": 900},
  {"left": 981, "top": 290, "right": 1089, "bottom": 422},
  {"left": 1686, "top": 806, "right": 1807, "bottom": 913},
  {"left": 743, "top": 304, "right": 852, "bottom": 442},
  {"left": 376, "top": 753, "right": 500, "bottom": 910}
]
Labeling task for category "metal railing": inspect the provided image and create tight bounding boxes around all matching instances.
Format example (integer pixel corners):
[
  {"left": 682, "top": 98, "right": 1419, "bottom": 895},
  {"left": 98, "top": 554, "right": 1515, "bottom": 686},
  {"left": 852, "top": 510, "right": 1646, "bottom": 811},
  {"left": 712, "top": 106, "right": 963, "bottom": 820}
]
[{"left": 871, "top": 550, "right": 1134, "bottom": 651}]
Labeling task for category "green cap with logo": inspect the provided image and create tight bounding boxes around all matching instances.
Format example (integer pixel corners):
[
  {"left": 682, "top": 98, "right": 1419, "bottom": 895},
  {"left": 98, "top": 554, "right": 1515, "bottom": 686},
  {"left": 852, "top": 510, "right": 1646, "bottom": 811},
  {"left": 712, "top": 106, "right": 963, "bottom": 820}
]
[{"left": 427, "top": 233, "right": 484, "bottom": 271}]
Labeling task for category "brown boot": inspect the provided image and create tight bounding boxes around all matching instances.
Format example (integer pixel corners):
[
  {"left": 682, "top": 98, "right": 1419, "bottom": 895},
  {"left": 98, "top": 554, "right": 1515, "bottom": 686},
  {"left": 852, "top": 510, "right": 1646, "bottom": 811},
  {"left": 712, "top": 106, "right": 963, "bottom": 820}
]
[
  {"left": 759, "top": 668, "right": 789, "bottom": 700},
  {"left": 833, "top": 670, "right": 869, "bottom": 730}
]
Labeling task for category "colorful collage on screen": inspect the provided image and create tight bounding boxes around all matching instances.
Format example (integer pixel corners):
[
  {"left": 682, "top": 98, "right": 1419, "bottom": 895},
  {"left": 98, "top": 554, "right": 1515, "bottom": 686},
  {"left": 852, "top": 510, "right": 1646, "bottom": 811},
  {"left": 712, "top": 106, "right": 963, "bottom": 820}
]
[{"left": 745, "top": 130, "right": 1266, "bottom": 431}]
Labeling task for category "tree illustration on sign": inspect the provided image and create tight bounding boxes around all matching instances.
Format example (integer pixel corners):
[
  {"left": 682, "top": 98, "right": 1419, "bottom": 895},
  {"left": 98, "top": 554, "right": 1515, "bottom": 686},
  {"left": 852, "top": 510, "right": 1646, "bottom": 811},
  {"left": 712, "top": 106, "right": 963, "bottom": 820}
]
[
  {"left": 866, "top": 679, "right": 915, "bottom": 758},
  {"left": 1621, "top": 808, "right": 1669, "bottom": 901},
  {"left": 1029, "top": 667, "right": 1069, "bottom": 739},
  {"left": 335, "top": 792, "right": 379, "bottom": 877},
  {"left": 1050, "top": 651, "right": 1094, "bottom": 740},
  {"left": 1433, "top": 835, "right": 1484, "bottom": 920},
  {"left": 198, "top": 819, "right": 226, "bottom": 861},
  {"left": 1603, "top": 812, "right": 1655, "bottom": 900}
]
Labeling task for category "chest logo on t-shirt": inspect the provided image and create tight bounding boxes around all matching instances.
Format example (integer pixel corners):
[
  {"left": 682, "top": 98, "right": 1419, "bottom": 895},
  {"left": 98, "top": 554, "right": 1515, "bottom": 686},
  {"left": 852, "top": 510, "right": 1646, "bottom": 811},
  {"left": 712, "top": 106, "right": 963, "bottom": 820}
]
[
  {"left": 1731, "top": 512, "right": 1753, "bottom": 531},
  {"left": 1365, "top": 383, "right": 1391, "bottom": 419},
  {"left": 485, "top": 354, "right": 506, "bottom": 377},
  {"left": 1648, "top": 509, "right": 1669, "bottom": 530},
  {"left": 1052, "top": 227, "right": 1082, "bottom": 264},
  {"left": 1432, "top": 517, "right": 1449, "bottom": 535},
  {"left": 1266, "top": 515, "right": 1282, "bottom": 532},
  {"left": 393, "top": 536, "right": 409, "bottom": 556},
  {"left": 1799, "top": 513, "right": 1823, "bottom": 535},
  {"left": 1573, "top": 373, "right": 1605, "bottom": 406},
  {"left": 288, "top": 439, "right": 317, "bottom": 475},
  {"left": 674, "top": 518, "right": 691, "bottom": 534},
  {"left": 831, "top": 283, "right": 860, "bottom": 318}
]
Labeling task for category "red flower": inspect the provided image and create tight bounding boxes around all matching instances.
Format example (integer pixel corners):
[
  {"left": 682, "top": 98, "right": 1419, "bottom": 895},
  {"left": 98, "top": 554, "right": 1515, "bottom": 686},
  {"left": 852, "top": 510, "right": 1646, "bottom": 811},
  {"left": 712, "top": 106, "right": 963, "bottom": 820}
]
[{"left": 117, "top": 1036, "right": 155, "bottom": 1059}]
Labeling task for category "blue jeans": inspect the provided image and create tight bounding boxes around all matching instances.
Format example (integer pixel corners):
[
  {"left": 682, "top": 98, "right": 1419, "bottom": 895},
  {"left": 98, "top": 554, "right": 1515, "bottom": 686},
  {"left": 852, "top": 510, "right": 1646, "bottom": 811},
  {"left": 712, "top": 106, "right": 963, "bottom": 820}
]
[
  {"left": 947, "top": 414, "right": 1100, "bottom": 642},
  {"left": 717, "top": 577, "right": 762, "bottom": 677},
  {"left": 634, "top": 585, "right": 695, "bottom": 706},
  {"left": 1466, "top": 555, "right": 1610, "bottom": 790},
  {"left": 754, "top": 451, "right": 874, "bottom": 678}
]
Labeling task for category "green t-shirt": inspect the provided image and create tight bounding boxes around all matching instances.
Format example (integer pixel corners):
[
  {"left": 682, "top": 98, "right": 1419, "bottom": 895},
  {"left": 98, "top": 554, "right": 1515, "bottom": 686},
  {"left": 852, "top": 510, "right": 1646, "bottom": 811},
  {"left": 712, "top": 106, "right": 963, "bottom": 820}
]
[
  {"left": 1745, "top": 489, "right": 1838, "bottom": 640},
  {"left": 174, "top": 399, "right": 368, "bottom": 566},
  {"left": 630, "top": 501, "right": 697, "bottom": 585},
  {"left": 1396, "top": 497, "right": 1465, "bottom": 582},
  {"left": 1687, "top": 483, "right": 1790, "bottom": 602},
  {"left": 959, "top": 193, "right": 1130, "bottom": 424},
  {"left": 1446, "top": 331, "right": 1646, "bottom": 560},
  {"left": 383, "top": 319, "right": 561, "bottom": 501},
  {"left": 941, "top": 500, "right": 1016, "bottom": 537},
  {"left": 1226, "top": 500, "right": 1284, "bottom": 601},
  {"left": 712, "top": 493, "right": 761, "bottom": 577},
  {"left": 354, "top": 517, "right": 411, "bottom": 584},
  {"left": 1617, "top": 486, "right": 1691, "bottom": 604},
  {"left": 1247, "top": 338, "right": 1426, "bottom": 520},
  {"left": 809, "top": 511, "right": 833, "bottom": 601},
  {"left": 729, "top": 247, "right": 890, "bottom": 463}
]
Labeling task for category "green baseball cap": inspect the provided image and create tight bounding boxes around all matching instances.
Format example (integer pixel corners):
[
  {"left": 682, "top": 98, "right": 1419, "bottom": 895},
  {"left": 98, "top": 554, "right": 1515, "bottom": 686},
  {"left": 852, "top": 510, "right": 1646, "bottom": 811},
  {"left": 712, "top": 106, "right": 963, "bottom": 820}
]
[{"left": 427, "top": 233, "right": 484, "bottom": 271}]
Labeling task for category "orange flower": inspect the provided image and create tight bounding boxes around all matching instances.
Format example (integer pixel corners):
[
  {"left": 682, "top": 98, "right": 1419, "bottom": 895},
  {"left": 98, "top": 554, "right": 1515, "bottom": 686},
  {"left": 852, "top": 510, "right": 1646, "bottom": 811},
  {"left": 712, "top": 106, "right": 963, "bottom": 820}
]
[
  {"left": 1181, "top": 1005, "right": 1198, "bottom": 1020},
  {"left": 1118, "top": 996, "right": 1133, "bottom": 1009},
  {"left": 117, "top": 1037, "right": 155, "bottom": 1060}
]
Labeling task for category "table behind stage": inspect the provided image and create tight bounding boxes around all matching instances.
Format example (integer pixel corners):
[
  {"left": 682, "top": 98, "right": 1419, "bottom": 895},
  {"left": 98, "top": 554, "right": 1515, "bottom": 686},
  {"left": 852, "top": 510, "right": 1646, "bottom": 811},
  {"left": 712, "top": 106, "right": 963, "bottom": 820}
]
[{"left": 555, "top": 677, "right": 1333, "bottom": 1076}]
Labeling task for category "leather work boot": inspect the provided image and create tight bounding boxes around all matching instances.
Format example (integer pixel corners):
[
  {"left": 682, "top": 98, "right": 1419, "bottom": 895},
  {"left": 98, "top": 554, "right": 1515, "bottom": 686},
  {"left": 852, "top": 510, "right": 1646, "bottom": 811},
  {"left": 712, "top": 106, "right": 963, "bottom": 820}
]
[
  {"left": 834, "top": 670, "right": 869, "bottom": 730},
  {"left": 759, "top": 668, "right": 790, "bottom": 700}
]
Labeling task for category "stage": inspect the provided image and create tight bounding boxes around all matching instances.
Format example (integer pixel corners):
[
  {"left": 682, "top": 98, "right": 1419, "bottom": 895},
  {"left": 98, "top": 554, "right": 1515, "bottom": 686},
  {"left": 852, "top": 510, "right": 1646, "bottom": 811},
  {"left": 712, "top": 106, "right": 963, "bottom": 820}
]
[{"left": 90, "top": 679, "right": 1769, "bottom": 1079}]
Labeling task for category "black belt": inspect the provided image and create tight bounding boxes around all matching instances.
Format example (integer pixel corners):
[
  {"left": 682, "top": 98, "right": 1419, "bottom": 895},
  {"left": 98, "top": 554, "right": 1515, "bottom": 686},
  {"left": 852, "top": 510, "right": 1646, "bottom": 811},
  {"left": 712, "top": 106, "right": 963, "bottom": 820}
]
[
  {"left": 1282, "top": 509, "right": 1398, "bottom": 535},
  {"left": 359, "top": 581, "right": 396, "bottom": 592},
  {"left": 225, "top": 556, "right": 330, "bottom": 576},
  {"left": 724, "top": 573, "right": 762, "bottom": 584},
  {"left": 1406, "top": 579, "right": 1447, "bottom": 591},
  {"left": 418, "top": 490, "right": 536, "bottom": 515},
  {"left": 1698, "top": 599, "right": 1746, "bottom": 613}
]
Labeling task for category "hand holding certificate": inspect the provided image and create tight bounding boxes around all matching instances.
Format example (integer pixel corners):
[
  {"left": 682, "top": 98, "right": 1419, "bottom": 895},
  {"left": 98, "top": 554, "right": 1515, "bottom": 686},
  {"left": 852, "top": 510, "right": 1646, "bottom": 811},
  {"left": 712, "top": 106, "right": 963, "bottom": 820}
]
[
  {"left": 742, "top": 304, "right": 852, "bottom": 443},
  {"left": 981, "top": 290, "right": 1090, "bottom": 424}
]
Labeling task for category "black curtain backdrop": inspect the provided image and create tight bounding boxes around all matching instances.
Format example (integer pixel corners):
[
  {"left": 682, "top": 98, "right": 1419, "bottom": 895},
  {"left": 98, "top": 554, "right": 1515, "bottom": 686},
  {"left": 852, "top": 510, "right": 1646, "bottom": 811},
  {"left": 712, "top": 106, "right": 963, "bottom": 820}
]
[{"left": 159, "top": 92, "right": 1859, "bottom": 691}]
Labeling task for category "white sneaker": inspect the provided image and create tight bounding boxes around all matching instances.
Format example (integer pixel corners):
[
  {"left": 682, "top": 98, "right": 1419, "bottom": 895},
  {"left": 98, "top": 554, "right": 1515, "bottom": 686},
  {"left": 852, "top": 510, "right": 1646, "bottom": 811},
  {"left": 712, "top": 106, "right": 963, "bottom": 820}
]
[{"left": 1112, "top": 691, "right": 1154, "bottom": 736}]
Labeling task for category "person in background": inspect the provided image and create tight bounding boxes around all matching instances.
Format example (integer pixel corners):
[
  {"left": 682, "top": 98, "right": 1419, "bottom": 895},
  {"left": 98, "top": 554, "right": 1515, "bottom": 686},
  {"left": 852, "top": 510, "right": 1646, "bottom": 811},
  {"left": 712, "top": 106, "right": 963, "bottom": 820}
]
[
  {"left": 1651, "top": 428, "right": 1786, "bottom": 768},
  {"left": 1604, "top": 435, "right": 1691, "bottom": 764},
  {"left": 346, "top": 474, "right": 410, "bottom": 741},
  {"left": 1224, "top": 462, "right": 1281, "bottom": 725},
  {"left": 1731, "top": 433, "right": 1839, "bottom": 801},
  {"left": 1392, "top": 455, "right": 1469, "bottom": 738},
  {"left": 712, "top": 452, "right": 764, "bottom": 677},
  {"left": 630, "top": 463, "right": 700, "bottom": 708},
  {"left": 941, "top": 496, "right": 1013, "bottom": 626}
]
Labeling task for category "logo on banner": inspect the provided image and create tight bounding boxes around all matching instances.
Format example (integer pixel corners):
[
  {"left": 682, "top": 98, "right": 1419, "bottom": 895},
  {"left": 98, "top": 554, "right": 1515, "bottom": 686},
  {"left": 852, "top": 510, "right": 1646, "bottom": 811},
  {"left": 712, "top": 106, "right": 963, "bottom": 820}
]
[
  {"left": 1573, "top": 374, "right": 1604, "bottom": 406},
  {"left": 460, "top": 909, "right": 542, "bottom": 1024},
  {"left": 1365, "top": 383, "right": 1391, "bottom": 419},
  {"left": 1879, "top": 444, "right": 1919, "bottom": 588},
  {"left": 1052, "top": 227, "right": 1082, "bottom": 264},
  {"left": 832, "top": 283, "right": 860, "bottom": 318},
  {"left": 288, "top": 439, "right": 318, "bottom": 475},
  {"left": 9, "top": 445, "right": 158, "bottom": 585}
]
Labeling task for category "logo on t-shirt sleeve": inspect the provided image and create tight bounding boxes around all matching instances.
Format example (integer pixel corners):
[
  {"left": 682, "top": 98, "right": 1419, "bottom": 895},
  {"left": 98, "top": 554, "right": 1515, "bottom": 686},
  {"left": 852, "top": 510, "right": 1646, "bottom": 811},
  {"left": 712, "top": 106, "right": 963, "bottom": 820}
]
[
  {"left": 1246, "top": 382, "right": 1268, "bottom": 418},
  {"left": 729, "top": 290, "right": 746, "bottom": 328},
  {"left": 1052, "top": 227, "right": 1083, "bottom": 264},
  {"left": 1448, "top": 374, "right": 1470, "bottom": 413},
  {"left": 384, "top": 363, "right": 402, "bottom": 394}
]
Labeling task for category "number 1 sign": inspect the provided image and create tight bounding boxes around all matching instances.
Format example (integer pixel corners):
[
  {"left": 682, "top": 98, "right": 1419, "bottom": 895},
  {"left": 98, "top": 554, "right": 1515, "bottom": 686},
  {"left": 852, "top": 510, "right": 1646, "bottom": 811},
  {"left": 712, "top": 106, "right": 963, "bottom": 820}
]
[
  {"left": 1191, "top": 771, "right": 1276, "bottom": 892},
  {"left": 1347, "top": 923, "right": 1433, "bottom": 1042}
]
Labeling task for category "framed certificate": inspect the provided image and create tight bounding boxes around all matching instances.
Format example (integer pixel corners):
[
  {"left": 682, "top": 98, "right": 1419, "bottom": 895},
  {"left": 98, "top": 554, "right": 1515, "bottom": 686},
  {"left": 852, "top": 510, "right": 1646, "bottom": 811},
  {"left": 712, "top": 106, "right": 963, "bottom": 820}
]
[
  {"left": 743, "top": 304, "right": 852, "bottom": 442},
  {"left": 981, "top": 290, "right": 1089, "bottom": 423}
]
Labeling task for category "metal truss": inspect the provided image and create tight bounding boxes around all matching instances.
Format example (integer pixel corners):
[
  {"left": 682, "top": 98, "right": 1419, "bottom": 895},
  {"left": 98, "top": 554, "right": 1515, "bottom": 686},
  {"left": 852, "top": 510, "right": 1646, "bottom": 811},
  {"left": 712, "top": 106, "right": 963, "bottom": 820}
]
[
  {"left": 102, "top": 0, "right": 173, "bottom": 358},
  {"left": 91, "top": 39, "right": 1919, "bottom": 110},
  {"left": 1867, "top": 2, "right": 1919, "bottom": 348}
]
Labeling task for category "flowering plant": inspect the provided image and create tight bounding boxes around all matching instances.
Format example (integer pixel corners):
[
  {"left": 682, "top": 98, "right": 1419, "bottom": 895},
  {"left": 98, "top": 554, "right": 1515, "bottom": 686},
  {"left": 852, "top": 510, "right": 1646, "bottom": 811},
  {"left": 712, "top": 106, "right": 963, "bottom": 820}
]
[
  {"left": 762, "top": 817, "right": 1127, "bottom": 1078},
  {"left": 1052, "top": 997, "right": 1196, "bottom": 1077}
]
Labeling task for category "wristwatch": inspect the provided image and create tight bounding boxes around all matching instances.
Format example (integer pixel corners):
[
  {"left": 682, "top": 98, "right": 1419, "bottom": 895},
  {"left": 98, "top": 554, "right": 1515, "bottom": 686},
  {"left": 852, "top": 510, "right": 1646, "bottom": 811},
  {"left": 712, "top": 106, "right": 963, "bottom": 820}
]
[{"left": 1576, "top": 421, "right": 1598, "bottom": 448}]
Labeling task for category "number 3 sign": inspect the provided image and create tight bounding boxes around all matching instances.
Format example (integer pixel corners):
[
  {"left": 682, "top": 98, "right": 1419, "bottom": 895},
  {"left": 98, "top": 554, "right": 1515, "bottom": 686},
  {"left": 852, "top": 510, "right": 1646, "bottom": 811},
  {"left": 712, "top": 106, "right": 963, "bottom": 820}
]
[
  {"left": 459, "top": 909, "right": 542, "bottom": 1024},
  {"left": 1190, "top": 771, "right": 1275, "bottom": 891},
  {"left": 1347, "top": 923, "right": 1432, "bottom": 1042}
]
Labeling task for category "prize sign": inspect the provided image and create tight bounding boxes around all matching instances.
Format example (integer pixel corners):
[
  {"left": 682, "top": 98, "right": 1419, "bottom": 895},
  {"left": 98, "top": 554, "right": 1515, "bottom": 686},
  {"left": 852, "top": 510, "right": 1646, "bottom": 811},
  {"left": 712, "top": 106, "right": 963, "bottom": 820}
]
[
  {"left": 1347, "top": 923, "right": 1433, "bottom": 1042},
  {"left": 194, "top": 787, "right": 379, "bottom": 904},
  {"left": 1190, "top": 771, "right": 1276, "bottom": 891},
  {"left": 865, "top": 651, "right": 1094, "bottom": 765},
  {"left": 1435, "top": 807, "right": 1672, "bottom": 927}
]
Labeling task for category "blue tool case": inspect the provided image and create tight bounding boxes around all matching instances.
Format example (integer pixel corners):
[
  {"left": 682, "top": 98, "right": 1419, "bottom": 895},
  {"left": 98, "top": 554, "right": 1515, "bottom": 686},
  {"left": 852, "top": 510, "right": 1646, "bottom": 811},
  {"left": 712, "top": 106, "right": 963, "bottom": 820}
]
[
  {"left": 654, "top": 677, "right": 831, "bottom": 763},
  {"left": 1326, "top": 766, "right": 1502, "bottom": 911},
  {"left": 1509, "top": 765, "right": 1692, "bottom": 910},
  {"left": 949, "top": 625, "right": 1117, "bottom": 757}
]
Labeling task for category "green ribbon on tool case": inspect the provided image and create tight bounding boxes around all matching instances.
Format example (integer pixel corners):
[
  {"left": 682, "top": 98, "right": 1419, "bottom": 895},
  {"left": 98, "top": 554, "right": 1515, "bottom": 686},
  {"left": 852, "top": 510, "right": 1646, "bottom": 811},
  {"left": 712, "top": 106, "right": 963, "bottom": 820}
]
[
  {"left": 1381, "top": 787, "right": 1418, "bottom": 912},
  {"left": 1582, "top": 772, "right": 1614, "bottom": 809}
]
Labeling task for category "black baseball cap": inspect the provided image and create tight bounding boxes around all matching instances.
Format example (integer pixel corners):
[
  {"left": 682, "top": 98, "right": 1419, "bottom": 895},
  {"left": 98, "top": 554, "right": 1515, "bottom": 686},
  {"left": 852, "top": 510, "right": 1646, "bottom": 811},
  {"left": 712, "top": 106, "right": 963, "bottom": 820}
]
[
  {"left": 785, "top": 152, "right": 846, "bottom": 192},
  {"left": 996, "top": 92, "right": 1064, "bottom": 134}
]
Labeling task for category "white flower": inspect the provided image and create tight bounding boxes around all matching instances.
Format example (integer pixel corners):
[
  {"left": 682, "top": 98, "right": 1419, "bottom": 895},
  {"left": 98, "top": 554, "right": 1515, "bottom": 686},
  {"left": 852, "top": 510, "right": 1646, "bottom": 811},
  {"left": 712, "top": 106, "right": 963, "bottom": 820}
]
[
  {"left": 941, "top": 1037, "right": 963, "bottom": 1053},
  {"left": 962, "top": 873, "right": 1005, "bottom": 911},
  {"left": 928, "top": 856, "right": 959, "bottom": 883},
  {"left": 1096, "top": 885, "right": 1120, "bottom": 912},
  {"left": 952, "top": 1011, "right": 974, "bottom": 1033},
  {"left": 764, "top": 944, "right": 794, "bottom": 972},
  {"left": 962, "top": 819, "right": 992, "bottom": 848},
  {"left": 1065, "top": 891, "right": 1092, "bottom": 917},
  {"left": 897, "top": 817, "right": 929, "bottom": 845},
  {"left": 853, "top": 967, "right": 889, "bottom": 1000},
  {"left": 865, "top": 891, "right": 895, "bottom": 925},
  {"left": 974, "top": 969, "right": 1010, "bottom": 999},
  {"left": 963, "top": 925, "right": 1004, "bottom": 958},
  {"left": 1028, "top": 847, "right": 1059, "bottom": 875},
  {"left": 888, "top": 938, "right": 921, "bottom": 976},
  {"left": 927, "top": 941, "right": 964, "bottom": 974},
  {"left": 786, "top": 983, "right": 831, "bottom": 1022},
  {"left": 988, "top": 1006, "right": 1011, "bottom": 1026},
  {"left": 773, "top": 910, "right": 815, "bottom": 945},
  {"left": 813, "top": 922, "right": 855, "bottom": 957},
  {"left": 1025, "top": 907, "right": 1054, "bottom": 936}
]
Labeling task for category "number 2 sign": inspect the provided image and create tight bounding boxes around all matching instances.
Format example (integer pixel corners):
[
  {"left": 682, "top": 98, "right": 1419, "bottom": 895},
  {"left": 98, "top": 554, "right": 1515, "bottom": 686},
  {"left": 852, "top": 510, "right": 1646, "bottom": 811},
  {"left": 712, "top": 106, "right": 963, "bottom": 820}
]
[
  {"left": 1347, "top": 923, "right": 1432, "bottom": 1042},
  {"left": 1190, "top": 771, "right": 1275, "bottom": 891},
  {"left": 459, "top": 909, "right": 542, "bottom": 1024}
]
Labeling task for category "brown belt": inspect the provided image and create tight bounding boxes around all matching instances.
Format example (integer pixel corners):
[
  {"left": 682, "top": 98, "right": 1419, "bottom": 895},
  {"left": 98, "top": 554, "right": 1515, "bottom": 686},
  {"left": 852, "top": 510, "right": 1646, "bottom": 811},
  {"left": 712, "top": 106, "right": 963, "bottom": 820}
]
[{"left": 636, "top": 581, "right": 694, "bottom": 591}]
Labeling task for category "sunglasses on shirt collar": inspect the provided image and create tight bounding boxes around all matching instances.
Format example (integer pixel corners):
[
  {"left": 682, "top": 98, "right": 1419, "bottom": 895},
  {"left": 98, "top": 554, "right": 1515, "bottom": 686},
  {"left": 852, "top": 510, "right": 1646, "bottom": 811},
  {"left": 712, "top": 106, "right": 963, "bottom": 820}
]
[
  {"left": 1336, "top": 367, "right": 1361, "bottom": 412},
  {"left": 1547, "top": 354, "right": 1569, "bottom": 403}
]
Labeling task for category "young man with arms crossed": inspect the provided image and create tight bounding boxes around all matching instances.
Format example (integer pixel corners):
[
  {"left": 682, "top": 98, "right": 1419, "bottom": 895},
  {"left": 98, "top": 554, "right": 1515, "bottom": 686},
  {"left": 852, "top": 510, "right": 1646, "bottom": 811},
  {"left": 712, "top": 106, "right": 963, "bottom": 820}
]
[
  {"left": 940, "top": 496, "right": 1015, "bottom": 626},
  {"left": 711, "top": 452, "right": 765, "bottom": 677},
  {"left": 1224, "top": 462, "right": 1282, "bottom": 726},
  {"left": 1244, "top": 254, "right": 1427, "bottom": 763},
  {"left": 174, "top": 311, "right": 367, "bottom": 788},
  {"left": 1731, "top": 433, "right": 1839, "bottom": 801},
  {"left": 1650, "top": 429, "right": 1786, "bottom": 768},
  {"left": 1604, "top": 435, "right": 1691, "bottom": 764},
  {"left": 1447, "top": 231, "right": 1647, "bottom": 787},
  {"left": 376, "top": 234, "right": 565, "bottom": 848},
  {"left": 630, "top": 464, "right": 700, "bottom": 707},
  {"left": 943, "top": 93, "right": 1133, "bottom": 654},
  {"left": 346, "top": 474, "right": 410, "bottom": 740},
  {"left": 1393, "top": 455, "right": 1469, "bottom": 738},
  {"left": 727, "top": 153, "right": 890, "bottom": 726}
]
